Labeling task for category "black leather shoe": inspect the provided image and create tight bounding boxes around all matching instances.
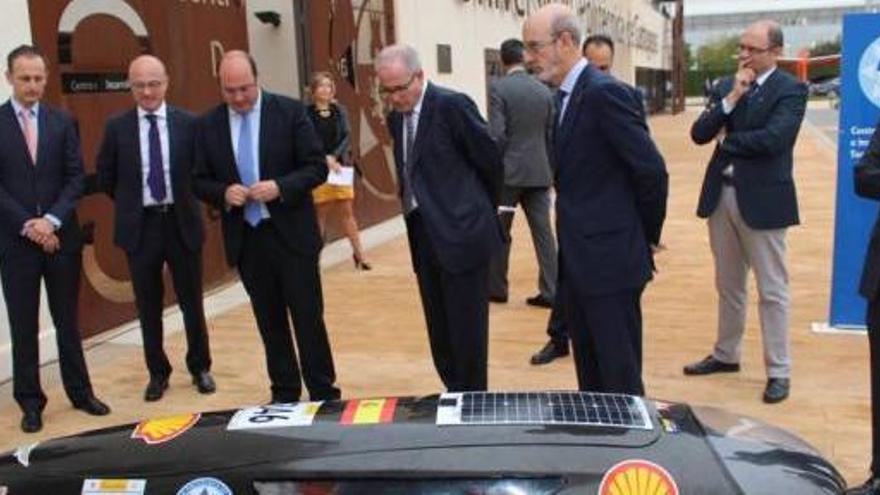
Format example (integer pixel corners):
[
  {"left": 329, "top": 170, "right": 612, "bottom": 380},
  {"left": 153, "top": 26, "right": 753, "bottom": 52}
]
[
  {"left": 530, "top": 340, "right": 569, "bottom": 365},
  {"left": 144, "top": 376, "right": 169, "bottom": 402},
  {"left": 762, "top": 378, "right": 790, "bottom": 404},
  {"left": 489, "top": 294, "right": 508, "bottom": 303},
  {"left": 21, "top": 410, "right": 42, "bottom": 433},
  {"left": 525, "top": 294, "right": 553, "bottom": 308},
  {"left": 192, "top": 371, "right": 216, "bottom": 394},
  {"left": 73, "top": 396, "right": 111, "bottom": 416},
  {"left": 845, "top": 477, "right": 880, "bottom": 494},
  {"left": 683, "top": 355, "right": 740, "bottom": 375}
]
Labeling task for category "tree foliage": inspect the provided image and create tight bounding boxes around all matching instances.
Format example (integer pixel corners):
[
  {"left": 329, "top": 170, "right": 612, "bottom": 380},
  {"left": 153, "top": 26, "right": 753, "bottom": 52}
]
[{"left": 695, "top": 35, "right": 739, "bottom": 73}]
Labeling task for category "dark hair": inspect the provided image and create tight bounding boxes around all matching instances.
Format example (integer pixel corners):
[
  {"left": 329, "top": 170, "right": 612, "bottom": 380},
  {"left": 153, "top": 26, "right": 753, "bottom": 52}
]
[
  {"left": 767, "top": 24, "right": 784, "bottom": 48},
  {"left": 582, "top": 34, "right": 614, "bottom": 55},
  {"left": 499, "top": 39, "right": 524, "bottom": 66},
  {"left": 7, "top": 45, "right": 46, "bottom": 73}
]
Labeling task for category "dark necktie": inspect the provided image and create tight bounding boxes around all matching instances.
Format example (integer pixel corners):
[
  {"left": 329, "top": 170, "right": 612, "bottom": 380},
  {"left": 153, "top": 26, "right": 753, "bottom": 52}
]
[
  {"left": 553, "top": 89, "right": 568, "bottom": 142},
  {"left": 402, "top": 111, "right": 416, "bottom": 214},
  {"left": 145, "top": 114, "right": 166, "bottom": 202}
]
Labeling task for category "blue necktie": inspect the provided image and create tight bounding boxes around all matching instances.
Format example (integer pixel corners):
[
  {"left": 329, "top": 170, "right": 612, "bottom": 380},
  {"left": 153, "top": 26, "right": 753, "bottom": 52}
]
[
  {"left": 236, "top": 111, "right": 262, "bottom": 226},
  {"left": 145, "top": 114, "right": 166, "bottom": 202}
]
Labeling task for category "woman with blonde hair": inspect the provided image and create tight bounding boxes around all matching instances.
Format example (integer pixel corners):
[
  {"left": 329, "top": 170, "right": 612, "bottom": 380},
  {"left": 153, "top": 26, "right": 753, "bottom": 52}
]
[{"left": 308, "top": 71, "right": 371, "bottom": 270}]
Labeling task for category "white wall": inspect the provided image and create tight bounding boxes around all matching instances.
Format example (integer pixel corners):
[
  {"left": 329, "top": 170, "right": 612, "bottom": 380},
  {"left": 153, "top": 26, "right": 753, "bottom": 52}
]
[
  {"left": 246, "top": 0, "right": 301, "bottom": 98},
  {"left": 394, "top": 0, "right": 527, "bottom": 115},
  {"left": 394, "top": 0, "right": 671, "bottom": 113}
]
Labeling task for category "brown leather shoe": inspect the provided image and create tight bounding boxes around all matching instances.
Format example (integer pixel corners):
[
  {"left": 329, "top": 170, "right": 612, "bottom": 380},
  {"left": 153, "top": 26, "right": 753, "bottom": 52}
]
[
  {"left": 683, "top": 355, "right": 740, "bottom": 375},
  {"left": 530, "top": 340, "right": 569, "bottom": 365}
]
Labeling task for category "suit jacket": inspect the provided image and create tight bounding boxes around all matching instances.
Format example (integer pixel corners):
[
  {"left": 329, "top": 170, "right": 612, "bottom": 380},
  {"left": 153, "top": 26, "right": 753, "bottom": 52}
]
[
  {"left": 488, "top": 69, "right": 554, "bottom": 187},
  {"left": 855, "top": 119, "right": 880, "bottom": 300},
  {"left": 96, "top": 105, "right": 204, "bottom": 252},
  {"left": 691, "top": 69, "right": 807, "bottom": 229},
  {"left": 193, "top": 91, "right": 327, "bottom": 267},
  {"left": 0, "top": 101, "right": 84, "bottom": 256},
  {"left": 554, "top": 65, "right": 668, "bottom": 296},
  {"left": 388, "top": 83, "right": 503, "bottom": 274}
]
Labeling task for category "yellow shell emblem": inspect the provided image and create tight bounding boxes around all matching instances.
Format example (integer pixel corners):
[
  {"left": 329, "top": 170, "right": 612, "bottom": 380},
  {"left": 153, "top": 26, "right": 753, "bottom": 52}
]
[
  {"left": 598, "top": 459, "right": 679, "bottom": 495},
  {"left": 131, "top": 413, "right": 201, "bottom": 445}
]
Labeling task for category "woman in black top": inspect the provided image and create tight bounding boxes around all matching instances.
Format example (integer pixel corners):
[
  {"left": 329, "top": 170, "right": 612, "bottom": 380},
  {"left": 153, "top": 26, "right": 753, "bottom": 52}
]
[{"left": 309, "top": 72, "right": 371, "bottom": 270}]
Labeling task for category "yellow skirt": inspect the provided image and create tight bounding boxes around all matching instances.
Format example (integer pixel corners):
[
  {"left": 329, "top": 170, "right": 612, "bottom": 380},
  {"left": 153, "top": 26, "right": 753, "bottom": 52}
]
[{"left": 313, "top": 183, "right": 354, "bottom": 204}]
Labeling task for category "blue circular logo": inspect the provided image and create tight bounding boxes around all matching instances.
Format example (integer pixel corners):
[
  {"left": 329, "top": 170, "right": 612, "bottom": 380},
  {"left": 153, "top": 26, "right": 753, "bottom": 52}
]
[
  {"left": 859, "top": 35, "right": 880, "bottom": 109},
  {"left": 176, "top": 477, "right": 232, "bottom": 495}
]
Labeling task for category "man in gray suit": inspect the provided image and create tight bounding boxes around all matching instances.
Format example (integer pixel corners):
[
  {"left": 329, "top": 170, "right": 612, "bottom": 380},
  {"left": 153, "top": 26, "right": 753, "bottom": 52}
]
[{"left": 487, "top": 38, "right": 557, "bottom": 310}]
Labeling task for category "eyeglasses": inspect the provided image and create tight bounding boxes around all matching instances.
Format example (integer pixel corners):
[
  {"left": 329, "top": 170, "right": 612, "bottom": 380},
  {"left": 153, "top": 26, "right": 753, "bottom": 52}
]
[
  {"left": 130, "top": 80, "right": 165, "bottom": 92},
  {"left": 379, "top": 72, "right": 419, "bottom": 97},
  {"left": 738, "top": 44, "right": 772, "bottom": 54},
  {"left": 524, "top": 37, "right": 558, "bottom": 53}
]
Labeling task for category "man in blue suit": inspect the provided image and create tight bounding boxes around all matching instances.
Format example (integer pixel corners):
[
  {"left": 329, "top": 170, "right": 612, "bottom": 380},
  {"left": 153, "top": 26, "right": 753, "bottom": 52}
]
[
  {"left": 375, "top": 44, "right": 503, "bottom": 391},
  {"left": 683, "top": 20, "right": 807, "bottom": 404},
  {"left": 523, "top": 5, "right": 668, "bottom": 395},
  {"left": 1, "top": 45, "right": 110, "bottom": 432}
]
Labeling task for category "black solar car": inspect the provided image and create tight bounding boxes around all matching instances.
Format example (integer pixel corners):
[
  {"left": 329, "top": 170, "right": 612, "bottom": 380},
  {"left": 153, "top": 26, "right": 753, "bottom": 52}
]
[{"left": 0, "top": 392, "right": 846, "bottom": 494}]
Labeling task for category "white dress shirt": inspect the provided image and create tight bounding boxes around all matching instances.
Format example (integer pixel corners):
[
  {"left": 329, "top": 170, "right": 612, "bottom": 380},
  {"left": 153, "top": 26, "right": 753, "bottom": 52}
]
[{"left": 138, "top": 102, "right": 174, "bottom": 206}]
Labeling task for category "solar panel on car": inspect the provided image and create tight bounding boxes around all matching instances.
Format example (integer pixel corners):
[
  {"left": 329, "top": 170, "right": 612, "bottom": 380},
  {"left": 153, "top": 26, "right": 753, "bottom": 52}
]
[{"left": 436, "top": 391, "right": 653, "bottom": 430}]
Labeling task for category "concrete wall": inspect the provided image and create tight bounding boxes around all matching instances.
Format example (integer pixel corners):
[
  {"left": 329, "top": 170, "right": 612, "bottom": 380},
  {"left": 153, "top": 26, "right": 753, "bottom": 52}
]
[{"left": 245, "top": 0, "right": 301, "bottom": 98}]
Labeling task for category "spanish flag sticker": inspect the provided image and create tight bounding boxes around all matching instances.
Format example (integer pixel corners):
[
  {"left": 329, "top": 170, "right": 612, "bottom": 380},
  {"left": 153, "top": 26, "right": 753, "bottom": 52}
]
[
  {"left": 131, "top": 413, "right": 201, "bottom": 445},
  {"left": 598, "top": 459, "right": 679, "bottom": 495},
  {"left": 339, "top": 398, "right": 398, "bottom": 425}
]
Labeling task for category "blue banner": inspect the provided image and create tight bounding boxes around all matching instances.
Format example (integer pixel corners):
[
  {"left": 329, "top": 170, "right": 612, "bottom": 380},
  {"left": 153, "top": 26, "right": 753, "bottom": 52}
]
[{"left": 829, "top": 13, "right": 880, "bottom": 328}]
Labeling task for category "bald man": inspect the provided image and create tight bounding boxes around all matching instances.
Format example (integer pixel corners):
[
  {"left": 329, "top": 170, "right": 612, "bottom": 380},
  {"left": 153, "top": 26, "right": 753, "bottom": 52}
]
[
  {"left": 684, "top": 20, "right": 807, "bottom": 404},
  {"left": 193, "top": 51, "right": 339, "bottom": 403},
  {"left": 97, "top": 55, "right": 214, "bottom": 402},
  {"left": 523, "top": 4, "right": 667, "bottom": 395}
]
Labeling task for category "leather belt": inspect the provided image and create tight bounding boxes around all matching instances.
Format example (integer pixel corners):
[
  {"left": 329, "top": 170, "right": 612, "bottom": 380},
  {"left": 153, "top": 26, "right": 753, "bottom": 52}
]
[{"left": 144, "top": 204, "right": 174, "bottom": 214}]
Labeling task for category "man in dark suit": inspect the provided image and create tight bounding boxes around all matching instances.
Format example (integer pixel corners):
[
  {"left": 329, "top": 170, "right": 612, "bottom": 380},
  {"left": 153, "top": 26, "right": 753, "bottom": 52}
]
[
  {"left": 375, "top": 44, "right": 502, "bottom": 391},
  {"left": 849, "top": 121, "right": 880, "bottom": 495},
  {"left": 683, "top": 20, "right": 807, "bottom": 404},
  {"left": 193, "top": 51, "right": 339, "bottom": 403},
  {"left": 487, "top": 38, "right": 557, "bottom": 310},
  {"left": 97, "top": 55, "right": 214, "bottom": 402},
  {"left": 0, "top": 45, "right": 109, "bottom": 432},
  {"left": 523, "top": 5, "right": 668, "bottom": 395}
]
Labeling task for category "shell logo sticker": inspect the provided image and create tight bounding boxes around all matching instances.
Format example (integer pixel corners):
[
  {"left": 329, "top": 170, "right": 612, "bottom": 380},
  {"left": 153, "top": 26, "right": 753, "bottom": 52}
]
[
  {"left": 131, "top": 413, "right": 201, "bottom": 445},
  {"left": 598, "top": 459, "right": 679, "bottom": 495}
]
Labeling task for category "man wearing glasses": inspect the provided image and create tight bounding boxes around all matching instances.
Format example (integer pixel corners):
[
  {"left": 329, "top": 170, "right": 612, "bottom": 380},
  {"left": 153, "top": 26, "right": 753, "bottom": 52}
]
[
  {"left": 375, "top": 44, "right": 502, "bottom": 391},
  {"left": 193, "top": 51, "right": 340, "bottom": 403},
  {"left": 522, "top": 4, "right": 667, "bottom": 395},
  {"left": 684, "top": 21, "right": 808, "bottom": 404},
  {"left": 97, "top": 55, "right": 215, "bottom": 402}
]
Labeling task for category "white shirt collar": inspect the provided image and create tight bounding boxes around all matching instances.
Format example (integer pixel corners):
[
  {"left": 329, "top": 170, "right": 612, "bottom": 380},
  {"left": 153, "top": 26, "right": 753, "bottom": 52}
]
[
  {"left": 560, "top": 58, "right": 588, "bottom": 95},
  {"left": 10, "top": 98, "right": 38, "bottom": 118},
  {"left": 411, "top": 79, "right": 427, "bottom": 116},
  {"left": 137, "top": 102, "right": 167, "bottom": 120},
  {"left": 755, "top": 66, "right": 776, "bottom": 87}
]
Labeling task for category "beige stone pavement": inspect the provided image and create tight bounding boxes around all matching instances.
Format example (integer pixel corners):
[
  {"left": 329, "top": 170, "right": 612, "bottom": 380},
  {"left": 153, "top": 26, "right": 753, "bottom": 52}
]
[{"left": 0, "top": 108, "right": 872, "bottom": 487}]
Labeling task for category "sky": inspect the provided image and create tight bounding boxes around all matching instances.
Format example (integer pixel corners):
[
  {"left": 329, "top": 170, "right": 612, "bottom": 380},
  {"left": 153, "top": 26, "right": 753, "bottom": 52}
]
[{"left": 685, "top": 0, "right": 871, "bottom": 16}]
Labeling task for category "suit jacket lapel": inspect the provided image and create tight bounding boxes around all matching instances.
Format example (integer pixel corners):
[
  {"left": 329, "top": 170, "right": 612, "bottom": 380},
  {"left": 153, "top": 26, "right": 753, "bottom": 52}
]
[
  {"left": 218, "top": 105, "right": 240, "bottom": 183},
  {"left": 258, "top": 93, "right": 271, "bottom": 180},
  {"left": 556, "top": 66, "right": 592, "bottom": 156},
  {"left": 125, "top": 110, "right": 144, "bottom": 194},
  {"left": 34, "top": 105, "right": 49, "bottom": 169},
  {"left": 1, "top": 102, "right": 32, "bottom": 168},
  {"left": 409, "top": 83, "right": 435, "bottom": 169}
]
